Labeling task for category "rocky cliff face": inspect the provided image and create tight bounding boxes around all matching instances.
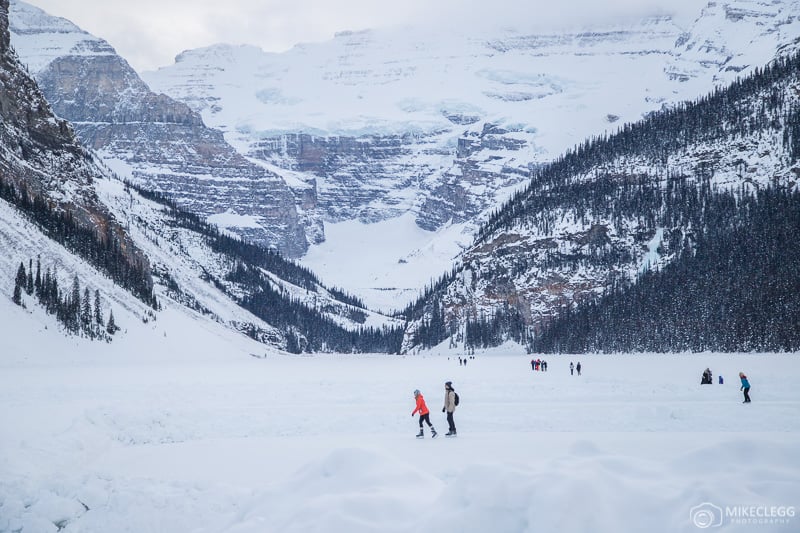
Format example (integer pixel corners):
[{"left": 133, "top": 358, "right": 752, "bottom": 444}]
[
  {"left": 0, "top": 0, "right": 151, "bottom": 287},
  {"left": 10, "top": 0, "right": 312, "bottom": 257},
  {"left": 667, "top": 0, "right": 800, "bottom": 83}
]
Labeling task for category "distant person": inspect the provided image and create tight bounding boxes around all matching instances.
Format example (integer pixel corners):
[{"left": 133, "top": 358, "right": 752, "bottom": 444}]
[
  {"left": 442, "top": 381, "right": 458, "bottom": 436},
  {"left": 542, "top": 360, "right": 547, "bottom": 372},
  {"left": 531, "top": 358, "right": 535, "bottom": 371},
  {"left": 412, "top": 389, "right": 437, "bottom": 438},
  {"left": 576, "top": 362, "right": 582, "bottom": 376},
  {"left": 719, "top": 375, "right": 724, "bottom": 385},
  {"left": 570, "top": 362, "right": 574, "bottom": 376},
  {"left": 464, "top": 358, "right": 468, "bottom": 367},
  {"left": 739, "top": 372, "right": 751, "bottom": 403}
]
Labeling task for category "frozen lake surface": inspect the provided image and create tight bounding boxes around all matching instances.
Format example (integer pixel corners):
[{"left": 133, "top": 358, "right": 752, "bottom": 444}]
[{"left": 1, "top": 351, "right": 798, "bottom": 532}]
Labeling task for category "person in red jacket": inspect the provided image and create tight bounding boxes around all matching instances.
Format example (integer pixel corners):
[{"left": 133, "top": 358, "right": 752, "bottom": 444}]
[{"left": 412, "top": 389, "right": 437, "bottom": 438}]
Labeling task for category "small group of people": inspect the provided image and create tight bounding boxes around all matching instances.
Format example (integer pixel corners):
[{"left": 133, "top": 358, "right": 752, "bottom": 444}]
[
  {"left": 570, "top": 361, "right": 582, "bottom": 376},
  {"left": 700, "top": 367, "right": 752, "bottom": 402},
  {"left": 458, "top": 357, "right": 469, "bottom": 366},
  {"left": 530, "top": 358, "right": 548, "bottom": 371},
  {"left": 701, "top": 367, "right": 726, "bottom": 384},
  {"left": 411, "top": 381, "right": 458, "bottom": 438}
]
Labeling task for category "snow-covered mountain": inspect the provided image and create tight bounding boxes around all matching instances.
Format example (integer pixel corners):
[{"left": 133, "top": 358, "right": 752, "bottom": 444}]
[
  {"left": 139, "top": 0, "right": 799, "bottom": 309},
  {"left": 1, "top": 0, "right": 397, "bottom": 354},
  {"left": 10, "top": 0, "right": 799, "bottom": 311},
  {"left": 400, "top": 47, "right": 800, "bottom": 352},
  {"left": 9, "top": 0, "right": 312, "bottom": 258}
]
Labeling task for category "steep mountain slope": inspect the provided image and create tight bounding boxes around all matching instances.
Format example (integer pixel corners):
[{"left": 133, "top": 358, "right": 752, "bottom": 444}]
[
  {"left": 533, "top": 187, "right": 800, "bottom": 353},
  {"left": 9, "top": 0, "right": 312, "bottom": 258},
  {"left": 1, "top": 0, "right": 398, "bottom": 353},
  {"left": 401, "top": 49, "right": 800, "bottom": 353},
  {"left": 0, "top": 0, "right": 153, "bottom": 302}
]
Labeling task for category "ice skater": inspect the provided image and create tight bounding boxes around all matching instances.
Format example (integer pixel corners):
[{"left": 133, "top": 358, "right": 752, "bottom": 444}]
[
  {"left": 570, "top": 362, "right": 574, "bottom": 375},
  {"left": 576, "top": 362, "right": 582, "bottom": 376},
  {"left": 739, "top": 372, "right": 751, "bottom": 403},
  {"left": 442, "top": 381, "right": 457, "bottom": 436},
  {"left": 412, "top": 389, "right": 437, "bottom": 438}
]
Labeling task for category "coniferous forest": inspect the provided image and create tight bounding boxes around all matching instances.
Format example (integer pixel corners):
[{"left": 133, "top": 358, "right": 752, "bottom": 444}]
[
  {"left": 532, "top": 186, "right": 800, "bottom": 353},
  {"left": 0, "top": 174, "right": 156, "bottom": 308},
  {"left": 11, "top": 256, "right": 120, "bottom": 339},
  {"left": 405, "top": 49, "right": 800, "bottom": 354}
]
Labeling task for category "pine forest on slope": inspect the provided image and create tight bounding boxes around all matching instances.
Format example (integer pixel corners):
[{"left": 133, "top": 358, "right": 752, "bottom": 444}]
[{"left": 401, "top": 50, "right": 800, "bottom": 353}]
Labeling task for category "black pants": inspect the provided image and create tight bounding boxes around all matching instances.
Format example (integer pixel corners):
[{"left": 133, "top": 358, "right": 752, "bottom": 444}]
[
  {"left": 419, "top": 413, "right": 432, "bottom": 428},
  {"left": 743, "top": 387, "right": 751, "bottom": 402},
  {"left": 446, "top": 411, "right": 456, "bottom": 432}
]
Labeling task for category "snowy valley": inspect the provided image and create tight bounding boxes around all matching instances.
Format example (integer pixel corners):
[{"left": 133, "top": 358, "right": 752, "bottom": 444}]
[
  {"left": 10, "top": 0, "right": 800, "bottom": 310},
  {"left": 1, "top": 0, "right": 799, "bottom": 531}
]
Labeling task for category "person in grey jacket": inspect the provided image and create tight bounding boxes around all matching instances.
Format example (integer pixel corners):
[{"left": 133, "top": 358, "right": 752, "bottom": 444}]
[{"left": 442, "top": 381, "right": 457, "bottom": 436}]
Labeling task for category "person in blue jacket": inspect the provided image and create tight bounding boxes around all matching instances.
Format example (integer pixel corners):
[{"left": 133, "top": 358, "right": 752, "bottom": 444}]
[{"left": 739, "top": 372, "right": 751, "bottom": 403}]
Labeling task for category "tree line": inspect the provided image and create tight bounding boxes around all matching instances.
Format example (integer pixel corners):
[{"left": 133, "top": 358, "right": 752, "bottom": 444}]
[
  {"left": 532, "top": 186, "right": 800, "bottom": 352},
  {"left": 11, "top": 256, "right": 119, "bottom": 339},
  {"left": 477, "top": 49, "right": 800, "bottom": 242},
  {"left": 0, "top": 175, "right": 156, "bottom": 308}
]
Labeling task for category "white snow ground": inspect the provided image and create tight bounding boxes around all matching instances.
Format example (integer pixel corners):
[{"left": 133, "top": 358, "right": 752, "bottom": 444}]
[{"left": 1, "top": 296, "right": 798, "bottom": 533}]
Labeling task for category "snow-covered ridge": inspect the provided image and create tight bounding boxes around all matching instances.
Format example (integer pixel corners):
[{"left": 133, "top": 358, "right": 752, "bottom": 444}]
[
  {"left": 9, "top": 0, "right": 312, "bottom": 259},
  {"left": 143, "top": 16, "right": 684, "bottom": 142},
  {"left": 8, "top": 0, "right": 115, "bottom": 74}
]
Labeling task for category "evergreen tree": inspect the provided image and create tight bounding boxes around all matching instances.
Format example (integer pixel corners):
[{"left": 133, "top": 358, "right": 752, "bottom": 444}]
[
  {"left": 34, "top": 256, "right": 41, "bottom": 297},
  {"left": 26, "top": 259, "right": 33, "bottom": 295},
  {"left": 69, "top": 276, "right": 81, "bottom": 333},
  {"left": 82, "top": 287, "right": 93, "bottom": 335},
  {"left": 94, "top": 289, "right": 103, "bottom": 325},
  {"left": 106, "top": 309, "right": 117, "bottom": 335},
  {"left": 15, "top": 262, "right": 26, "bottom": 290},
  {"left": 12, "top": 283, "right": 22, "bottom": 306}
]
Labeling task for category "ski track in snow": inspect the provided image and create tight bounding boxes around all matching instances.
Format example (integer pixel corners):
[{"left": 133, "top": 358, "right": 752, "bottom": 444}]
[{"left": 1, "top": 347, "right": 798, "bottom": 533}]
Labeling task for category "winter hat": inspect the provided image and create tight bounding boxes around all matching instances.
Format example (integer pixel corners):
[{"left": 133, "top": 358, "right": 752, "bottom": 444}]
[
  {"left": 413, "top": 389, "right": 420, "bottom": 396},
  {"left": 445, "top": 381, "right": 452, "bottom": 387}
]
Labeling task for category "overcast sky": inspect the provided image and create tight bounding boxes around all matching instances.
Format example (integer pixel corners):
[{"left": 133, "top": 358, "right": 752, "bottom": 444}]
[{"left": 22, "top": 0, "right": 704, "bottom": 72}]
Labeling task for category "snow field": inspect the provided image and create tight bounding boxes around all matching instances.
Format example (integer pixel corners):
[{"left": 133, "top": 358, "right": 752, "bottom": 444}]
[{"left": 1, "top": 347, "right": 798, "bottom": 532}]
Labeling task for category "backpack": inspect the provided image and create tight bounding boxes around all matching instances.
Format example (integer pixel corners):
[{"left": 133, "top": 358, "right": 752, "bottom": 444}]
[{"left": 453, "top": 392, "right": 460, "bottom": 406}]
